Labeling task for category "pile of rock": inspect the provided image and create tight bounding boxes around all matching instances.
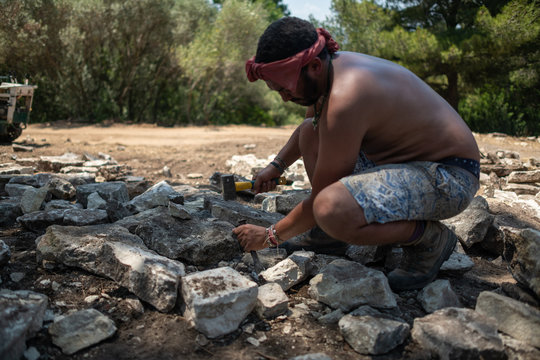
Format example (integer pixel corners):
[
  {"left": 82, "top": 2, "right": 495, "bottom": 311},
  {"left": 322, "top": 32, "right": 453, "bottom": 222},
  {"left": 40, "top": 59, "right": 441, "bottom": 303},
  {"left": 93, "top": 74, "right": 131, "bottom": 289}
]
[{"left": 0, "top": 150, "right": 539, "bottom": 360}]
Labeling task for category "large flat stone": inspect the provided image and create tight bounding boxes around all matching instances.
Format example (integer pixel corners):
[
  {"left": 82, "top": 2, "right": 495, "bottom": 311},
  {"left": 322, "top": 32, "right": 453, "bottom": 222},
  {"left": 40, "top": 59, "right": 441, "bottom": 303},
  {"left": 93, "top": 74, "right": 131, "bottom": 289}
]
[
  {"left": 127, "top": 180, "right": 180, "bottom": 212},
  {"left": 48, "top": 309, "right": 116, "bottom": 355},
  {"left": 76, "top": 182, "right": 129, "bottom": 208},
  {"left": 309, "top": 259, "right": 396, "bottom": 311},
  {"left": 36, "top": 224, "right": 184, "bottom": 312},
  {"left": 205, "top": 196, "right": 284, "bottom": 227},
  {"left": 503, "top": 227, "right": 540, "bottom": 298},
  {"left": 339, "top": 314, "right": 409, "bottom": 355},
  {"left": 411, "top": 307, "right": 505, "bottom": 360},
  {"left": 475, "top": 291, "right": 540, "bottom": 348},
  {"left": 181, "top": 267, "right": 257, "bottom": 338}
]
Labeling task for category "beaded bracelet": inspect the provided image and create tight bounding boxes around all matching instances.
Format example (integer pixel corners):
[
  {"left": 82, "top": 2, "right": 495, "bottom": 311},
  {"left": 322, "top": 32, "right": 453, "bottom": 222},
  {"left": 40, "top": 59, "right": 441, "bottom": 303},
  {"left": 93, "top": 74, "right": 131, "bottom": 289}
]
[
  {"left": 265, "top": 226, "right": 278, "bottom": 247},
  {"left": 274, "top": 156, "right": 287, "bottom": 170},
  {"left": 270, "top": 161, "right": 285, "bottom": 174}
]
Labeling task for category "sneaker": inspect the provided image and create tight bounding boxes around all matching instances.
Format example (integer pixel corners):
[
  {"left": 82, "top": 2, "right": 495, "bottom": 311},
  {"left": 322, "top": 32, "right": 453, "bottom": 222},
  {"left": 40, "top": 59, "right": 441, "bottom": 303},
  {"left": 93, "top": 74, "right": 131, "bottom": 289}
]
[
  {"left": 279, "top": 226, "right": 349, "bottom": 255},
  {"left": 387, "top": 221, "right": 457, "bottom": 291}
]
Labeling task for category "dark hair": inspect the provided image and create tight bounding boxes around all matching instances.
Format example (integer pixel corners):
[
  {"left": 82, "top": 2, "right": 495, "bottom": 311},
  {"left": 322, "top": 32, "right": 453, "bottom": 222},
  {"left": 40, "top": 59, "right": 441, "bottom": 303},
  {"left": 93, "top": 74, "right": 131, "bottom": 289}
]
[{"left": 255, "top": 17, "right": 328, "bottom": 63}]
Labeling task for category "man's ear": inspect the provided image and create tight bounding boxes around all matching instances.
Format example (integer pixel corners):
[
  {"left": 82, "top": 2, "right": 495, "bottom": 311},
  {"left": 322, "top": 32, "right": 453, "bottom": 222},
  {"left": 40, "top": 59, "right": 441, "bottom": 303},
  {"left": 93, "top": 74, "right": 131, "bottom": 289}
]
[{"left": 307, "top": 57, "right": 323, "bottom": 76}]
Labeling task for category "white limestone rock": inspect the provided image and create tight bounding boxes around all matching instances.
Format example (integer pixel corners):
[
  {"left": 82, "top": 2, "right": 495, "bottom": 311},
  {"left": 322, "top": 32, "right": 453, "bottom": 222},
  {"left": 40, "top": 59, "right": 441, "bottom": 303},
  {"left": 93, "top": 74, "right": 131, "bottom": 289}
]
[
  {"left": 256, "top": 282, "right": 289, "bottom": 319},
  {"left": 181, "top": 267, "right": 258, "bottom": 338},
  {"left": 260, "top": 251, "right": 315, "bottom": 291}
]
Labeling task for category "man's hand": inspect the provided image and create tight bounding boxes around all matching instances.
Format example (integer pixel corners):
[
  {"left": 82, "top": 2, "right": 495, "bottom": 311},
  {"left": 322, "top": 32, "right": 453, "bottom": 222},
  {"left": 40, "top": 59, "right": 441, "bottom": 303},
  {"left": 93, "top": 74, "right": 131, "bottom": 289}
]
[
  {"left": 252, "top": 164, "right": 282, "bottom": 194},
  {"left": 233, "top": 224, "right": 267, "bottom": 251}
]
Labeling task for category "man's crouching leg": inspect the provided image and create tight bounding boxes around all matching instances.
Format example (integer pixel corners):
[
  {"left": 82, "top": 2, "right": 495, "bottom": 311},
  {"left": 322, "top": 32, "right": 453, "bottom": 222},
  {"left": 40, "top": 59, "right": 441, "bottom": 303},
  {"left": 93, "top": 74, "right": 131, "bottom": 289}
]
[{"left": 313, "top": 182, "right": 456, "bottom": 291}]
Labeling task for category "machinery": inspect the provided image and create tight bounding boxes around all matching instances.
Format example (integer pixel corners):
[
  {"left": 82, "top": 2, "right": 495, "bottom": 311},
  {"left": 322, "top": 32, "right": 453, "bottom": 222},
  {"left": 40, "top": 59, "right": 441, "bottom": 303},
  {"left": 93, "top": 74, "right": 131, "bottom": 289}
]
[{"left": 0, "top": 75, "right": 37, "bottom": 143}]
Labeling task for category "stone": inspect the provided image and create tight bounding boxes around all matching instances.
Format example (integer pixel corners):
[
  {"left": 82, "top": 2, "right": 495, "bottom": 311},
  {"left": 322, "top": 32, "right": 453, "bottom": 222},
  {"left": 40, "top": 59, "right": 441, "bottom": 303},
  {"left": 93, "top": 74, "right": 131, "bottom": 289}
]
[
  {"left": 15, "top": 158, "right": 39, "bottom": 167},
  {"left": 76, "top": 182, "right": 129, "bottom": 208},
  {"left": 132, "top": 212, "right": 241, "bottom": 265},
  {"left": 440, "top": 252, "right": 475, "bottom": 272},
  {"left": 480, "top": 223, "right": 506, "bottom": 256},
  {"left": 260, "top": 251, "right": 315, "bottom": 291},
  {"left": 17, "top": 209, "right": 66, "bottom": 232},
  {"left": 0, "top": 240, "right": 10, "bottom": 267},
  {"left": 261, "top": 190, "right": 310, "bottom": 215},
  {"left": 44, "top": 199, "right": 81, "bottom": 211},
  {"left": 417, "top": 280, "right": 462, "bottom": 313},
  {"left": 47, "top": 177, "right": 76, "bottom": 200},
  {"left": 86, "top": 192, "right": 107, "bottom": 209},
  {"left": 318, "top": 309, "right": 344, "bottom": 324},
  {"left": 0, "top": 165, "right": 34, "bottom": 175},
  {"left": 0, "top": 198, "right": 21, "bottom": 227},
  {"left": 181, "top": 267, "right": 258, "bottom": 338},
  {"left": 502, "top": 183, "right": 539, "bottom": 195},
  {"left": 63, "top": 208, "right": 109, "bottom": 226},
  {"left": 475, "top": 291, "right": 540, "bottom": 348},
  {"left": 503, "top": 228, "right": 540, "bottom": 298},
  {"left": 5, "top": 183, "right": 34, "bottom": 197},
  {"left": 23, "top": 346, "right": 40, "bottom": 360},
  {"left": 507, "top": 170, "right": 540, "bottom": 184},
  {"left": 411, "top": 307, "right": 505, "bottom": 360},
  {"left": 105, "top": 200, "right": 133, "bottom": 222},
  {"left": 205, "top": 196, "right": 284, "bottom": 227},
  {"left": 500, "top": 333, "right": 540, "bottom": 360},
  {"left": 39, "top": 152, "right": 84, "bottom": 172},
  {"left": 309, "top": 259, "right": 397, "bottom": 311},
  {"left": 36, "top": 224, "right": 185, "bottom": 312},
  {"left": 168, "top": 201, "right": 191, "bottom": 220},
  {"left": 339, "top": 314, "right": 410, "bottom": 355},
  {"left": 255, "top": 282, "right": 289, "bottom": 319},
  {"left": 127, "top": 180, "right": 180, "bottom": 212},
  {"left": 345, "top": 244, "right": 383, "bottom": 264},
  {"left": 10, "top": 272, "right": 25, "bottom": 282},
  {"left": 0, "top": 290, "right": 48, "bottom": 360},
  {"left": 442, "top": 196, "right": 494, "bottom": 248},
  {"left": 20, "top": 186, "right": 49, "bottom": 214},
  {"left": 48, "top": 309, "right": 116, "bottom": 355}
]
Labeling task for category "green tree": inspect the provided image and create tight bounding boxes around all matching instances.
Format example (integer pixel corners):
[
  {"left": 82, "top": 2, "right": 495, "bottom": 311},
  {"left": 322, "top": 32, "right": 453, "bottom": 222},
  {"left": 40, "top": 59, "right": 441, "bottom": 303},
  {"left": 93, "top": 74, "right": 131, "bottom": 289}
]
[{"left": 213, "top": 0, "right": 289, "bottom": 21}]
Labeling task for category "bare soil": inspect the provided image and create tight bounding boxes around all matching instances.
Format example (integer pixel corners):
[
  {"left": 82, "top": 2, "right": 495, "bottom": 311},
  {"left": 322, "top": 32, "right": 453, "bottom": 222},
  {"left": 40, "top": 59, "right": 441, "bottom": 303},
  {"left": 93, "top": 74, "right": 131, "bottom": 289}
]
[{"left": 1, "top": 122, "right": 539, "bottom": 360}]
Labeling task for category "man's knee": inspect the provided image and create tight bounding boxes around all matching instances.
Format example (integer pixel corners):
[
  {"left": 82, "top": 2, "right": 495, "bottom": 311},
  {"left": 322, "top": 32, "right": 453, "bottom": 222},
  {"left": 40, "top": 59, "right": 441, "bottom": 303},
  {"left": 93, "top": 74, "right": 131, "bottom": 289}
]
[{"left": 313, "top": 188, "right": 337, "bottom": 228}]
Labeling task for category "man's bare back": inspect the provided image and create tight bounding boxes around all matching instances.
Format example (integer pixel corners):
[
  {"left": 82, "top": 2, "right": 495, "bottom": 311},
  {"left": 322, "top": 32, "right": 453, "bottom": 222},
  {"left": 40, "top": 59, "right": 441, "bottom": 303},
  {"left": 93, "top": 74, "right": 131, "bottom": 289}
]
[{"left": 326, "top": 52, "right": 479, "bottom": 166}]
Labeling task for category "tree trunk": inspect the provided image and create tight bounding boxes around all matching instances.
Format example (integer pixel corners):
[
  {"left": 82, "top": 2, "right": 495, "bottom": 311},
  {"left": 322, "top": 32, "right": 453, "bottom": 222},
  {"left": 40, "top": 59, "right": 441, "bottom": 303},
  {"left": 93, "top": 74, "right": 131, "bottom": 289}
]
[{"left": 446, "top": 71, "right": 459, "bottom": 110}]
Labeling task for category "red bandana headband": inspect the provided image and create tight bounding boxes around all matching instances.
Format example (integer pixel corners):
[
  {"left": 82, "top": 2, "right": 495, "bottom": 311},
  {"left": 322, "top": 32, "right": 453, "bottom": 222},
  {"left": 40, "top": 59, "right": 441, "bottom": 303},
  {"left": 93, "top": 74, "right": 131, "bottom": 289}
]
[{"left": 245, "top": 28, "right": 339, "bottom": 93}]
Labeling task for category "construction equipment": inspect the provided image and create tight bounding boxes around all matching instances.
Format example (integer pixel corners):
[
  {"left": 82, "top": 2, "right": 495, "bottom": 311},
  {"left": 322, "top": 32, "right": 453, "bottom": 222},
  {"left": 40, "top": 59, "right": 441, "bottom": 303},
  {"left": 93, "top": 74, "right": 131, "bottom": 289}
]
[
  {"left": 220, "top": 174, "right": 293, "bottom": 201},
  {"left": 0, "top": 75, "right": 37, "bottom": 143}
]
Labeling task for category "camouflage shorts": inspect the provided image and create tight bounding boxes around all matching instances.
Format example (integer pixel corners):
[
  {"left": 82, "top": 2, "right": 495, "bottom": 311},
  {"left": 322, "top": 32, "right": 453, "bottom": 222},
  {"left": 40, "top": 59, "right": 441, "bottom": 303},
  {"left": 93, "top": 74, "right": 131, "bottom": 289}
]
[{"left": 340, "top": 154, "right": 479, "bottom": 224}]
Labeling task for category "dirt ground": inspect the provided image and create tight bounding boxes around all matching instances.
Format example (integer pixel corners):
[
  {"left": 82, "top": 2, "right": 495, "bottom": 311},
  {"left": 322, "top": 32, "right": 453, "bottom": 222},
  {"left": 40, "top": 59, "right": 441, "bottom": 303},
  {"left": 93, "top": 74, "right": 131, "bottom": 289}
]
[{"left": 1, "top": 122, "right": 539, "bottom": 360}]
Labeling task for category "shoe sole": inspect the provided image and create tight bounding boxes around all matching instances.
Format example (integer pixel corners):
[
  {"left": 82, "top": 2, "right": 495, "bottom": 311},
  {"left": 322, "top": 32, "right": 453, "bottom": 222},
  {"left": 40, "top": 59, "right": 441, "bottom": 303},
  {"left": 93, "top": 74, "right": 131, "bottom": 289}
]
[{"left": 390, "top": 228, "right": 458, "bottom": 291}]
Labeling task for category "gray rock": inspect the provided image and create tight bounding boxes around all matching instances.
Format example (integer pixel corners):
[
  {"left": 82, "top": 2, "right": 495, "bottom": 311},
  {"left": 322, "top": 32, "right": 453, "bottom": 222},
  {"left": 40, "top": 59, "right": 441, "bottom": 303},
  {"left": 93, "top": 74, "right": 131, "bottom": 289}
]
[
  {"left": 63, "top": 208, "right": 109, "bottom": 226},
  {"left": 503, "top": 228, "right": 540, "bottom": 298},
  {"left": 48, "top": 309, "right": 116, "bottom": 355},
  {"left": 23, "top": 346, "right": 40, "bottom": 360},
  {"left": 0, "top": 240, "right": 10, "bottom": 267},
  {"left": 168, "top": 201, "right": 191, "bottom": 220},
  {"left": 127, "top": 180, "right": 179, "bottom": 212},
  {"left": 502, "top": 183, "right": 539, "bottom": 196},
  {"left": 0, "top": 198, "right": 22, "bottom": 226},
  {"left": 440, "top": 252, "right": 475, "bottom": 272},
  {"left": 481, "top": 223, "right": 506, "bottom": 256},
  {"left": 475, "top": 291, "right": 540, "bottom": 348},
  {"left": 20, "top": 186, "right": 49, "bottom": 214},
  {"left": 339, "top": 314, "right": 409, "bottom": 355},
  {"left": 5, "top": 183, "right": 35, "bottom": 197},
  {"left": 44, "top": 200, "right": 82, "bottom": 211},
  {"left": 76, "top": 182, "right": 129, "bottom": 208},
  {"left": 345, "top": 244, "right": 382, "bottom": 264},
  {"left": 17, "top": 209, "right": 66, "bottom": 232},
  {"left": 86, "top": 192, "right": 107, "bottom": 209},
  {"left": 417, "top": 279, "right": 462, "bottom": 313},
  {"left": 507, "top": 170, "right": 540, "bottom": 184},
  {"left": 36, "top": 224, "right": 185, "bottom": 312},
  {"left": 256, "top": 282, "right": 289, "bottom": 319},
  {"left": 260, "top": 251, "right": 315, "bottom": 291},
  {"left": 0, "top": 165, "right": 34, "bottom": 175},
  {"left": 39, "top": 153, "right": 84, "bottom": 172},
  {"left": 309, "top": 259, "right": 397, "bottom": 311},
  {"left": 181, "top": 267, "right": 258, "bottom": 338},
  {"left": 115, "top": 206, "right": 169, "bottom": 232},
  {"left": 318, "top": 309, "right": 344, "bottom": 324},
  {"left": 411, "top": 307, "right": 505, "bottom": 360},
  {"left": 0, "top": 290, "right": 48, "bottom": 360},
  {"left": 205, "top": 196, "right": 284, "bottom": 227},
  {"left": 500, "top": 333, "right": 540, "bottom": 360},
  {"left": 46, "top": 177, "right": 76, "bottom": 200},
  {"left": 133, "top": 212, "right": 241, "bottom": 265},
  {"left": 261, "top": 190, "right": 310, "bottom": 214},
  {"left": 442, "top": 196, "right": 494, "bottom": 248}
]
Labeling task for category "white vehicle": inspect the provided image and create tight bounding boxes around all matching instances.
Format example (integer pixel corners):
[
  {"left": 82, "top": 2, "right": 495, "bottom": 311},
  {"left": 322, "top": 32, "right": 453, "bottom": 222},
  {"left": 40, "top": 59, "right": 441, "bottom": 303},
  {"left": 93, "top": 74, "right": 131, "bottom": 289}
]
[{"left": 0, "top": 76, "right": 37, "bottom": 143}]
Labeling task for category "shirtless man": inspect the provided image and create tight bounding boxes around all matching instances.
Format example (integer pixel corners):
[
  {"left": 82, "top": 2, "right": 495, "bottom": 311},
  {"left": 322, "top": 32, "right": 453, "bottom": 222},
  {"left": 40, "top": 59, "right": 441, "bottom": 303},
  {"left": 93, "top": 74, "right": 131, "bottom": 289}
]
[{"left": 233, "top": 17, "right": 480, "bottom": 291}]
